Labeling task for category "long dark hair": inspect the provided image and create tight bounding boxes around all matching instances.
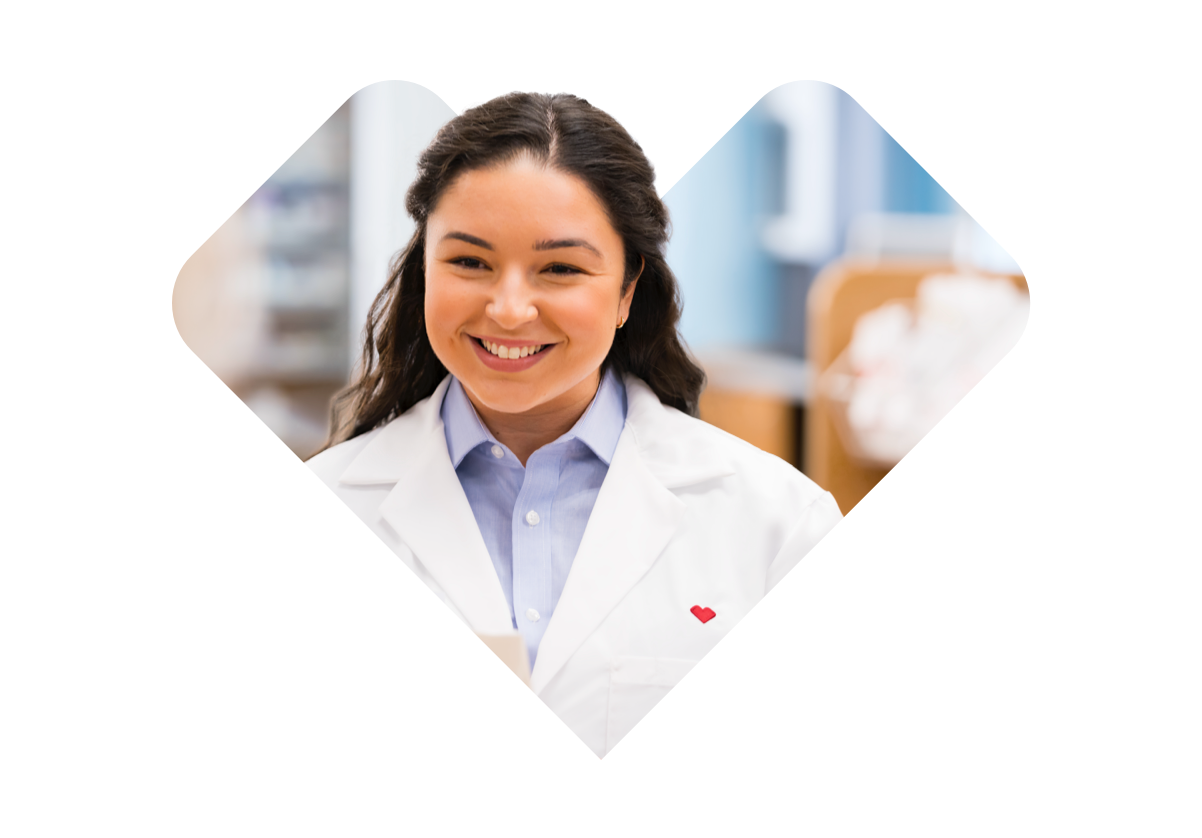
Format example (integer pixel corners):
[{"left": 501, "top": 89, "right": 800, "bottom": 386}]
[{"left": 320, "top": 91, "right": 705, "bottom": 450}]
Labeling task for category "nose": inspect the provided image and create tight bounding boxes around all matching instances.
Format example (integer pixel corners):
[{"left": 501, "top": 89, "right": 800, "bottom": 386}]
[{"left": 484, "top": 266, "right": 538, "bottom": 329}]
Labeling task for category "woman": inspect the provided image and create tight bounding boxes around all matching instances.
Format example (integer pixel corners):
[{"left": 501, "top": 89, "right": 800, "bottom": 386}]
[{"left": 308, "top": 92, "right": 842, "bottom": 757}]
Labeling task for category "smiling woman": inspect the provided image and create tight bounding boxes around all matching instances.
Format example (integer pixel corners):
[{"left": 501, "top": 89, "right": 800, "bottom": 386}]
[
  {"left": 320, "top": 92, "right": 704, "bottom": 451},
  {"left": 306, "top": 92, "right": 843, "bottom": 757},
  {"left": 423, "top": 158, "right": 636, "bottom": 465}
]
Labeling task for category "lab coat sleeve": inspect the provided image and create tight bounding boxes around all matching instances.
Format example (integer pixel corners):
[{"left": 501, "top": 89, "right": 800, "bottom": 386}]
[{"left": 765, "top": 491, "right": 843, "bottom": 592}]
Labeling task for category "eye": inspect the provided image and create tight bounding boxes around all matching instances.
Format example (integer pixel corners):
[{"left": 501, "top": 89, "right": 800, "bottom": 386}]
[
  {"left": 545, "top": 263, "right": 583, "bottom": 276},
  {"left": 449, "top": 256, "right": 488, "bottom": 270}
]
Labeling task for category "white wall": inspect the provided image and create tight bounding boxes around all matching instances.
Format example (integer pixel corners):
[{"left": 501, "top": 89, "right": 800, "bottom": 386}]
[{"left": 349, "top": 82, "right": 455, "bottom": 366}]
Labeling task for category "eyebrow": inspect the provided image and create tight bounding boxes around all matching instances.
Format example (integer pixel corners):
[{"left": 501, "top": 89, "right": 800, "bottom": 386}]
[
  {"left": 534, "top": 238, "right": 602, "bottom": 257},
  {"left": 440, "top": 232, "right": 603, "bottom": 258},
  {"left": 441, "top": 231, "right": 493, "bottom": 250}
]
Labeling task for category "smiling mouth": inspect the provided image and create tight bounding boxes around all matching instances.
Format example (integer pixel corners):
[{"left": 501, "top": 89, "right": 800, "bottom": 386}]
[{"left": 474, "top": 337, "right": 549, "bottom": 360}]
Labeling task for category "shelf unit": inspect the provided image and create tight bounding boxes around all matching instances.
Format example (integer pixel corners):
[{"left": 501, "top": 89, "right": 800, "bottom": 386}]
[{"left": 239, "top": 103, "right": 351, "bottom": 456}]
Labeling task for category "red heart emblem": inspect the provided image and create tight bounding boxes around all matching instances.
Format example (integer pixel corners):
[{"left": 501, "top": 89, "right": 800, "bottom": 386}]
[{"left": 690, "top": 605, "right": 716, "bottom": 624}]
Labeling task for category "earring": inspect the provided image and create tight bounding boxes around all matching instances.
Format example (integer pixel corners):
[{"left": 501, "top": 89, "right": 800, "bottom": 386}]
[{"left": 617, "top": 315, "right": 626, "bottom": 329}]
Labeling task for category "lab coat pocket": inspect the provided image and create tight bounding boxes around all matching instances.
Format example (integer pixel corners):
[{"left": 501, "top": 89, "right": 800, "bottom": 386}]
[{"left": 605, "top": 656, "right": 697, "bottom": 754}]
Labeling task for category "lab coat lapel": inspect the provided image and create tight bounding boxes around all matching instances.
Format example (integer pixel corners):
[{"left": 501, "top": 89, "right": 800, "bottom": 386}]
[
  {"left": 528, "top": 376, "right": 737, "bottom": 694},
  {"left": 527, "top": 382, "right": 691, "bottom": 695},
  {"left": 339, "top": 377, "right": 514, "bottom": 636}
]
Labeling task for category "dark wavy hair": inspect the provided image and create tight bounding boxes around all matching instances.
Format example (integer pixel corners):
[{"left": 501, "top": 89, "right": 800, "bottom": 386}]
[{"left": 320, "top": 91, "right": 706, "bottom": 451}]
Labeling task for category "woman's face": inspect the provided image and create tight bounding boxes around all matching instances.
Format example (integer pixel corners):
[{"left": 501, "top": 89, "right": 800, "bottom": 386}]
[{"left": 424, "top": 156, "right": 637, "bottom": 420}]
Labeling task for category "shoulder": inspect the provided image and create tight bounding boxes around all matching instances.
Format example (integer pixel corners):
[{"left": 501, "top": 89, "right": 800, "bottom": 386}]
[
  {"left": 627, "top": 385, "right": 843, "bottom": 582},
  {"left": 624, "top": 374, "right": 831, "bottom": 508},
  {"left": 305, "top": 375, "right": 453, "bottom": 489},
  {"left": 305, "top": 426, "right": 386, "bottom": 488},
  {"left": 670, "top": 402, "right": 825, "bottom": 495}
]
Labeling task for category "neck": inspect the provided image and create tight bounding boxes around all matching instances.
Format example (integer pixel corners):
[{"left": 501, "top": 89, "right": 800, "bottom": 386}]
[{"left": 468, "top": 371, "right": 602, "bottom": 466}]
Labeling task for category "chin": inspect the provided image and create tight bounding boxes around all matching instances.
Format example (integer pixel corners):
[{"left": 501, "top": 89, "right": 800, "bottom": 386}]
[{"left": 461, "top": 377, "right": 548, "bottom": 415}]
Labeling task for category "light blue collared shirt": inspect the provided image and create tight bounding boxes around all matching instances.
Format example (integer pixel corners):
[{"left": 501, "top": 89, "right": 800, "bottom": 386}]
[{"left": 440, "top": 369, "right": 628, "bottom": 669}]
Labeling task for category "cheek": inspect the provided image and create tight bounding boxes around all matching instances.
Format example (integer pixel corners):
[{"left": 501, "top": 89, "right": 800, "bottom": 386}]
[
  {"left": 557, "top": 288, "right": 618, "bottom": 351},
  {"left": 424, "top": 273, "right": 469, "bottom": 345}
]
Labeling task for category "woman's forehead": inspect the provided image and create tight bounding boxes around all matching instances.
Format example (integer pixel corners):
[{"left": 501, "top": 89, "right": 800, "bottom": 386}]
[{"left": 430, "top": 160, "right": 618, "bottom": 243}]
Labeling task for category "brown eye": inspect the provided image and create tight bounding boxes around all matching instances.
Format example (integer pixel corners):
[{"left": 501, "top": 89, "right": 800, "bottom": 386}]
[
  {"left": 451, "top": 257, "right": 487, "bottom": 270},
  {"left": 546, "top": 263, "right": 582, "bottom": 276}
]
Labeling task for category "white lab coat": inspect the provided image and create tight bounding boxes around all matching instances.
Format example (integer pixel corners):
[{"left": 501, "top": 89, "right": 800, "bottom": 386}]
[{"left": 307, "top": 373, "right": 842, "bottom": 756}]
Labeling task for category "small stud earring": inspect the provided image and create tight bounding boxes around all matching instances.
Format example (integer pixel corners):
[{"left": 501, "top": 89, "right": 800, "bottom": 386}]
[{"left": 617, "top": 315, "right": 626, "bottom": 329}]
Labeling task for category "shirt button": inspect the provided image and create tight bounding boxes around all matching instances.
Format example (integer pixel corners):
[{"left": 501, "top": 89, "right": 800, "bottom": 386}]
[
  {"left": 490, "top": 444, "right": 504, "bottom": 459},
  {"left": 525, "top": 510, "right": 540, "bottom": 526},
  {"left": 525, "top": 608, "right": 541, "bottom": 622}
]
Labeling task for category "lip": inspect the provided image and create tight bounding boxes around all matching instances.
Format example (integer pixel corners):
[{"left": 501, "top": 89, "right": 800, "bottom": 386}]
[{"left": 468, "top": 334, "right": 556, "bottom": 372}]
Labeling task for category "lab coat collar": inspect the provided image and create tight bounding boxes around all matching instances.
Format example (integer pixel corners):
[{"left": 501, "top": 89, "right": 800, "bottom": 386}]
[
  {"left": 527, "top": 375, "right": 737, "bottom": 694},
  {"left": 337, "top": 373, "right": 735, "bottom": 489},
  {"left": 620, "top": 374, "right": 737, "bottom": 489},
  {"left": 336, "top": 375, "right": 454, "bottom": 486},
  {"left": 338, "top": 375, "right": 515, "bottom": 635}
]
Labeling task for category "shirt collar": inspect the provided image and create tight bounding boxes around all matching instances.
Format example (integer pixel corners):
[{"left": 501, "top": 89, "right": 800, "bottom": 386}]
[
  {"left": 440, "top": 376, "right": 494, "bottom": 469},
  {"left": 440, "top": 367, "right": 628, "bottom": 468},
  {"left": 566, "top": 366, "right": 627, "bottom": 465}
]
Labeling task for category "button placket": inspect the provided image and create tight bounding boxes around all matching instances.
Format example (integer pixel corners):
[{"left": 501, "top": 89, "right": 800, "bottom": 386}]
[{"left": 511, "top": 446, "right": 560, "bottom": 662}]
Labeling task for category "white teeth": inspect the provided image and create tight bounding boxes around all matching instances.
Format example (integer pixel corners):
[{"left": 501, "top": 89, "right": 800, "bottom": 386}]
[{"left": 482, "top": 340, "right": 544, "bottom": 359}]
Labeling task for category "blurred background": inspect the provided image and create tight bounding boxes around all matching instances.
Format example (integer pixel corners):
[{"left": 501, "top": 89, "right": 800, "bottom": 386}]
[
  {"left": 173, "top": 80, "right": 1027, "bottom": 514},
  {"left": 175, "top": 83, "right": 454, "bottom": 459},
  {"left": 171, "top": 103, "right": 350, "bottom": 458}
]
